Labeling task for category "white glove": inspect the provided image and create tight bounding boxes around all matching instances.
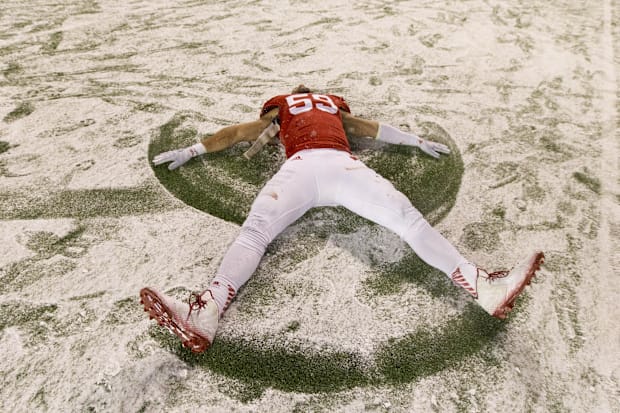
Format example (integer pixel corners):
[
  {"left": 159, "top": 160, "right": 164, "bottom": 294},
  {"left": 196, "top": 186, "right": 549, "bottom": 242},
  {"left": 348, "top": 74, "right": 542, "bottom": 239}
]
[
  {"left": 153, "top": 143, "right": 206, "bottom": 170},
  {"left": 376, "top": 124, "right": 450, "bottom": 159},
  {"left": 417, "top": 139, "right": 451, "bottom": 159}
]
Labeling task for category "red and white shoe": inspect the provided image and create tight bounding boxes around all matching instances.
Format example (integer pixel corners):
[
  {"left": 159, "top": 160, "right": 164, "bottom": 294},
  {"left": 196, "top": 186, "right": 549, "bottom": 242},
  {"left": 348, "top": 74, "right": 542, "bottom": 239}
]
[
  {"left": 451, "top": 251, "right": 544, "bottom": 319},
  {"left": 140, "top": 287, "right": 219, "bottom": 353}
]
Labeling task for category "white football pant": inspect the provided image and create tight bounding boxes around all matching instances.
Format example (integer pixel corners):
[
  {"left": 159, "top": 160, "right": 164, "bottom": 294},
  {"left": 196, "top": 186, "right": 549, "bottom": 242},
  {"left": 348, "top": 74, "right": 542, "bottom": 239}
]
[{"left": 214, "top": 148, "right": 467, "bottom": 305}]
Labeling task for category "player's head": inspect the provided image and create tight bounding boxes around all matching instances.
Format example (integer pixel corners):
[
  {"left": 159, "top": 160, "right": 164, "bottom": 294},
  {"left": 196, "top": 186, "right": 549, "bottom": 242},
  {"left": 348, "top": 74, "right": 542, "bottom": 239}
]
[{"left": 292, "top": 84, "right": 312, "bottom": 94}]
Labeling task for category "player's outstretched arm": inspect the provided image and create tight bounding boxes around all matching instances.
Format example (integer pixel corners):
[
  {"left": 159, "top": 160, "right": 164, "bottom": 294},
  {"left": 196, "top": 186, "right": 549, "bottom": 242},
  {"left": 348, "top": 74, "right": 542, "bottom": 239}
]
[
  {"left": 341, "top": 111, "right": 380, "bottom": 138},
  {"left": 341, "top": 112, "right": 450, "bottom": 159},
  {"left": 153, "top": 109, "right": 278, "bottom": 170}
]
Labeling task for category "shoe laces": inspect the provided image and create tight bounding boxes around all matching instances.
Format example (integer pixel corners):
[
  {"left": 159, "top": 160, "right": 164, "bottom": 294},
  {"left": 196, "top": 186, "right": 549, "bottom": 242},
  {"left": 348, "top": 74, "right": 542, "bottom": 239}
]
[
  {"left": 479, "top": 268, "right": 509, "bottom": 282},
  {"left": 186, "top": 290, "right": 214, "bottom": 320}
]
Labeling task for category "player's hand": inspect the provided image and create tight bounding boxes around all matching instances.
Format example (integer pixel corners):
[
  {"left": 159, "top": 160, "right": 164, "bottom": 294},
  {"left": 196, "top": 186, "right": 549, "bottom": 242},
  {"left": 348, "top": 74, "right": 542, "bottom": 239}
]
[
  {"left": 153, "top": 148, "right": 193, "bottom": 170},
  {"left": 153, "top": 143, "right": 206, "bottom": 170},
  {"left": 376, "top": 124, "right": 450, "bottom": 159},
  {"left": 418, "top": 139, "right": 450, "bottom": 159}
]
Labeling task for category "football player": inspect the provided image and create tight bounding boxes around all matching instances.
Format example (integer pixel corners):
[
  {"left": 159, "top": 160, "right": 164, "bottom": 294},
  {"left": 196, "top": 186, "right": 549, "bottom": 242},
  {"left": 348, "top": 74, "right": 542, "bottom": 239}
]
[{"left": 140, "top": 85, "right": 543, "bottom": 353}]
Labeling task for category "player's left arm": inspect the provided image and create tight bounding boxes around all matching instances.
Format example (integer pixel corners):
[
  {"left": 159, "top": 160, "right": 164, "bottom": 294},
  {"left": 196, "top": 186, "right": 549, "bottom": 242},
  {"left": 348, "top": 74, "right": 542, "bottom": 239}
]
[
  {"left": 341, "top": 111, "right": 380, "bottom": 138},
  {"left": 341, "top": 111, "right": 450, "bottom": 159}
]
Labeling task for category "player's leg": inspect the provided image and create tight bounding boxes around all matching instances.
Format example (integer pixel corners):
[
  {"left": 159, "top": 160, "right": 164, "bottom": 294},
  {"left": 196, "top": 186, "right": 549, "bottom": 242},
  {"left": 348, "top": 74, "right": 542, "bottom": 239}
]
[
  {"left": 327, "top": 155, "right": 543, "bottom": 319},
  {"left": 141, "top": 158, "right": 317, "bottom": 352},
  {"left": 209, "top": 162, "right": 316, "bottom": 316},
  {"left": 329, "top": 157, "right": 466, "bottom": 275}
]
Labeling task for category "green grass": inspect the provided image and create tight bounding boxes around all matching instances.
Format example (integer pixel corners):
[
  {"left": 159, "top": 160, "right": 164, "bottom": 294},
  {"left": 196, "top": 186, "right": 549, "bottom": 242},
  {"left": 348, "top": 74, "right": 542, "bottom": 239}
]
[
  {"left": 0, "top": 257, "right": 77, "bottom": 295},
  {"left": 76, "top": 0, "right": 101, "bottom": 15},
  {"left": 0, "top": 227, "right": 93, "bottom": 294},
  {"left": 150, "top": 327, "right": 369, "bottom": 394},
  {"left": 3, "top": 102, "right": 34, "bottom": 123},
  {"left": 149, "top": 303, "right": 507, "bottom": 396},
  {"left": 491, "top": 205, "right": 506, "bottom": 219},
  {"left": 133, "top": 102, "right": 165, "bottom": 113},
  {"left": 460, "top": 221, "right": 503, "bottom": 252},
  {"left": 0, "top": 141, "right": 12, "bottom": 154},
  {"left": 375, "top": 304, "right": 506, "bottom": 383},
  {"left": 0, "top": 185, "right": 177, "bottom": 219},
  {"left": 68, "top": 291, "right": 106, "bottom": 301},
  {"left": 41, "top": 31, "right": 63, "bottom": 54},
  {"left": 2, "top": 62, "right": 22, "bottom": 80},
  {"left": 113, "top": 134, "right": 141, "bottom": 148},
  {"left": 25, "top": 226, "right": 88, "bottom": 258},
  {"left": 572, "top": 169, "right": 601, "bottom": 194},
  {"left": 522, "top": 174, "right": 546, "bottom": 203},
  {"left": 0, "top": 302, "right": 58, "bottom": 331},
  {"left": 30, "top": 387, "right": 47, "bottom": 410},
  {"left": 0, "top": 301, "right": 58, "bottom": 346},
  {"left": 363, "top": 252, "right": 459, "bottom": 298},
  {"left": 104, "top": 297, "right": 145, "bottom": 325}
]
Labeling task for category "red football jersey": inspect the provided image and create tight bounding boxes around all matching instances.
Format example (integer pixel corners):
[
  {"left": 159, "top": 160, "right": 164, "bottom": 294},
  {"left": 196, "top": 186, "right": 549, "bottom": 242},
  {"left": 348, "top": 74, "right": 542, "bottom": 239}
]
[{"left": 261, "top": 93, "right": 351, "bottom": 158}]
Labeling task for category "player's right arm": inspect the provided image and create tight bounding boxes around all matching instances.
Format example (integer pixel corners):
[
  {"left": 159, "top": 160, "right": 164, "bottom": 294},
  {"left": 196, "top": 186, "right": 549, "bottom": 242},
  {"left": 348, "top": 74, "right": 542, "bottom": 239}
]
[
  {"left": 153, "top": 109, "right": 279, "bottom": 170},
  {"left": 341, "top": 111, "right": 450, "bottom": 159}
]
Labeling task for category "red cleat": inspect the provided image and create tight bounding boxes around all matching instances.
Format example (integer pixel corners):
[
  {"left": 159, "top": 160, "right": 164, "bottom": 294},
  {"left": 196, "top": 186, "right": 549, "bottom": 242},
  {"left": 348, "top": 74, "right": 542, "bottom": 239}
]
[
  {"left": 451, "top": 251, "right": 544, "bottom": 319},
  {"left": 140, "top": 287, "right": 219, "bottom": 353}
]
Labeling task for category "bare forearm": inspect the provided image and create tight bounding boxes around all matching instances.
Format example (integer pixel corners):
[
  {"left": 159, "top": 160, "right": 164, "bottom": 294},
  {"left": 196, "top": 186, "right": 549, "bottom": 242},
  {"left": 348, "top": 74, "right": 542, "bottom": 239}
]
[
  {"left": 200, "top": 109, "right": 278, "bottom": 153},
  {"left": 341, "top": 111, "right": 379, "bottom": 138},
  {"left": 199, "top": 120, "right": 265, "bottom": 152}
]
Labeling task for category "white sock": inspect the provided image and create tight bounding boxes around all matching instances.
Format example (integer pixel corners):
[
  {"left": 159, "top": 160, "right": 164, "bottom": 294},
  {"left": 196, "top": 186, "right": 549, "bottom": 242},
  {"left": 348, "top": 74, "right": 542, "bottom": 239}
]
[
  {"left": 449, "top": 262, "right": 480, "bottom": 298},
  {"left": 455, "top": 262, "right": 478, "bottom": 288},
  {"left": 208, "top": 275, "right": 237, "bottom": 318}
]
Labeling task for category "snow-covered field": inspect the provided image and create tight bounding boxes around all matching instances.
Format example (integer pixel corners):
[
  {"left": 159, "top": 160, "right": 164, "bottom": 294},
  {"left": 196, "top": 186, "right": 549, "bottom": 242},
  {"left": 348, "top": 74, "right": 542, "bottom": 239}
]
[{"left": 1, "top": 1, "right": 618, "bottom": 411}]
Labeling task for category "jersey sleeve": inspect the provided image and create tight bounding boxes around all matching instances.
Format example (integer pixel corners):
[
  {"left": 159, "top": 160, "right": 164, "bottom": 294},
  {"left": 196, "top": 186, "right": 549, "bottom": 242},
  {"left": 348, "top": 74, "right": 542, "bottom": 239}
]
[
  {"left": 331, "top": 95, "right": 351, "bottom": 113},
  {"left": 261, "top": 95, "right": 284, "bottom": 117}
]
